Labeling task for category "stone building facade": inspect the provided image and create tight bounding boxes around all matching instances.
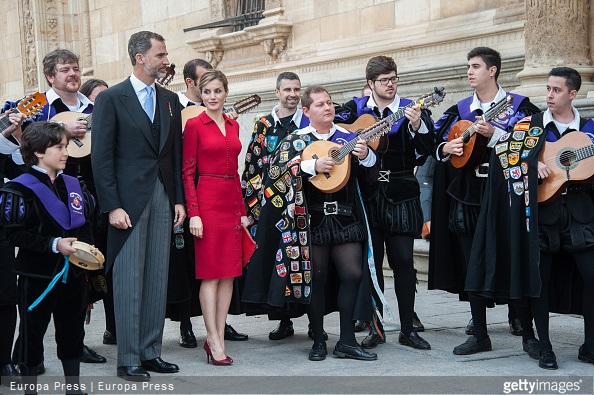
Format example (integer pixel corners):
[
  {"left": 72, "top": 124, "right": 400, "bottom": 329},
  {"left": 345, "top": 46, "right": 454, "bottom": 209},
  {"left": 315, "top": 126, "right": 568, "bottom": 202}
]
[{"left": 1, "top": 0, "right": 593, "bottom": 134}]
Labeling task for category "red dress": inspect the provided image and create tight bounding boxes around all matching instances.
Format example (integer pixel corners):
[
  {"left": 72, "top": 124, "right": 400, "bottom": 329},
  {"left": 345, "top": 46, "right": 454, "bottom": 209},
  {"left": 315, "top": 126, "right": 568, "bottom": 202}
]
[{"left": 182, "top": 112, "right": 246, "bottom": 279}]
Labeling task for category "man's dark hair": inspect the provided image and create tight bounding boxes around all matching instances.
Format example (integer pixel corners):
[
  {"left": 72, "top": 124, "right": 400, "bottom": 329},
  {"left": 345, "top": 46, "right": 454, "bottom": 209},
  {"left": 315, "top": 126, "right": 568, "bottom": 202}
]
[
  {"left": 20, "top": 122, "right": 70, "bottom": 166},
  {"left": 549, "top": 67, "right": 582, "bottom": 92},
  {"left": 467, "top": 46, "right": 502, "bottom": 81},
  {"left": 365, "top": 56, "right": 397, "bottom": 82},
  {"left": 182, "top": 59, "right": 213, "bottom": 86},
  {"left": 128, "top": 31, "right": 165, "bottom": 66},
  {"left": 79, "top": 79, "right": 108, "bottom": 99},
  {"left": 43, "top": 49, "right": 80, "bottom": 85},
  {"left": 301, "top": 85, "right": 330, "bottom": 109},
  {"left": 276, "top": 72, "right": 300, "bottom": 90}
]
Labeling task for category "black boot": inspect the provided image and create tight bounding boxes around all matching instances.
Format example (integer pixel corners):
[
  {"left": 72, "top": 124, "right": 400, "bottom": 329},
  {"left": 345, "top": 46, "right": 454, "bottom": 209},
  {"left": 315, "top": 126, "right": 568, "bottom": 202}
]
[{"left": 18, "top": 364, "right": 38, "bottom": 395}]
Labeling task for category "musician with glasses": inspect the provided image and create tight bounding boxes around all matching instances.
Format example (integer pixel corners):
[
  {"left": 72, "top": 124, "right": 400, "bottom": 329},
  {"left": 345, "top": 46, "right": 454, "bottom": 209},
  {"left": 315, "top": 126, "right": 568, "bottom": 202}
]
[
  {"left": 336, "top": 56, "right": 434, "bottom": 350},
  {"left": 470, "top": 67, "right": 594, "bottom": 369},
  {"left": 428, "top": 46, "right": 540, "bottom": 356}
]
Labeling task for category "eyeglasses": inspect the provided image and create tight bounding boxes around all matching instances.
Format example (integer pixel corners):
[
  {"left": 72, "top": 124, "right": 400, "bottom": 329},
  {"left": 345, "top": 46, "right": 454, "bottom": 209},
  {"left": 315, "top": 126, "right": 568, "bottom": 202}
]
[{"left": 374, "top": 76, "right": 399, "bottom": 85}]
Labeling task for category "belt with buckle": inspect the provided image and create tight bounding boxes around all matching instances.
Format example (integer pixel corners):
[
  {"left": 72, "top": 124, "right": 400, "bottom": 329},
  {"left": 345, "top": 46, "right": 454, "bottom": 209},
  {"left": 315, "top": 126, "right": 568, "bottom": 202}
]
[
  {"left": 474, "top": 163, "right": 489, "bottom": 178},
  {"left": 378, "top": 169, "right": 414, "bottom": 182},
  {"left": 200, "top": 173, "right": 238, "bottom": 179},
  {"left": 563, "top": 182, "right": 594, "bottom": 195},
  {"left": 309, "top": 201, "right": 353, "bottom": 216}
]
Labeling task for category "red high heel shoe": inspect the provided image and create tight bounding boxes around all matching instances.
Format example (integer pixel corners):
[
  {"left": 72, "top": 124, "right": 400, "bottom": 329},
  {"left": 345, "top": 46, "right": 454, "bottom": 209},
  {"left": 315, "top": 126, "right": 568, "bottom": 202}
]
[{"left": 203, "top": 341, "right": 232, "bottom": 366}]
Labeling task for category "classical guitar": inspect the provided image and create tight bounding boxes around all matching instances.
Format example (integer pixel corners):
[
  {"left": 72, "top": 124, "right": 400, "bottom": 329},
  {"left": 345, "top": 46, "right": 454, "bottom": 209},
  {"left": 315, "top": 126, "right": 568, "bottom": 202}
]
[
  {"left": 448, "top": 95, "right": 513, "bottom": 169},
  {"left": 181, "top": 94, "right": 261, "bottom": 129},
  {"left": 0, "top": 92, "right": 47, "bottom": 133},
  {"left": 302, "top": 87, "right": 446, "bottom": 193},
  {"left": 50, "top": 112, "right": 93, "bottom": 158},
  {"left": 538, "top": 132, "right": 594, "bottom": 204}
]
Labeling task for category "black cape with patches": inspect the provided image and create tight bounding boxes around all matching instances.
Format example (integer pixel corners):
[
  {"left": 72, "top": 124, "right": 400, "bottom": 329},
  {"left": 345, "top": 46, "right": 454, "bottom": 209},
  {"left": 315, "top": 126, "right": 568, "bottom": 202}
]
[
  {"left": 428, "top": 96, "right": 540, "bottom": 296},
  {"left": 465, "top": 115, "right": 545, "bottom": 299},
  {"left": 241, "top": 130, "right": 373, "bottom": 321}
]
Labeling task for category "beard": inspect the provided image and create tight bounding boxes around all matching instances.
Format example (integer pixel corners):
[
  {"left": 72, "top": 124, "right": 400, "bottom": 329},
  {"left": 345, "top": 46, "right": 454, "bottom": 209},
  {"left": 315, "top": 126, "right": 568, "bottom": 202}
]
[{"left": 143, "top": 62, "right": 163, "bottom": 80}]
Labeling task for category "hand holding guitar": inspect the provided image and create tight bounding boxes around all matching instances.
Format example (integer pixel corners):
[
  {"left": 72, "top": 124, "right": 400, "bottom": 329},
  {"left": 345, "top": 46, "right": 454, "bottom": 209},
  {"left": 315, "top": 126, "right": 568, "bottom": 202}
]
[
  {"left": 1, "top": 110, "right": 27, "bottom": 139},
  {"left": 443, "top": 136, "right": 464, "bottom": 157},
  {"left": 537, "top": 161, "right": 551, "bottom": 179},
  {"left": 226, "top": 110, "right": 239, "bottom": 120},
  {"left": 404, "top": 106, "right": 422, "bottom": 131},
  {"left": 63, "top": 119, "right": 88, "bottom": 138},
  {"left": 352, "top": 139, "right": 369, "bottom": 160},
  {"left": 473, "top": 116, "right": 495, "bottom": 138}
]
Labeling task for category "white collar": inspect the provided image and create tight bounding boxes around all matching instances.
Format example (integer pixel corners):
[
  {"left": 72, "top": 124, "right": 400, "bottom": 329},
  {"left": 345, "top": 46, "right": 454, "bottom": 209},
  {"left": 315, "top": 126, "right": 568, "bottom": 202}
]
[
  {"left": 130, "top": 73, "right": 155, "bottom": 93},
  {"left": 32, "top": 164, "right": 63, "bottom": 178},
  {"left": 543, "top": 107, "right": 581, "bottom": 131},
  {"left": 296, "top": 123, "right": 349, "bottom": 140},
  {"left": 271, "top": 105, "right": 304, "bottom": 127},
  {"left": 45, "top": 88, "right": 92, "bottom": 111},
  {"left": 469, "top": 85, "right": 507, "bottom": 113},
  {"left": 177, "top": 91, "right": 201, "bottom": 108},
  {"left": 365, "top": 94, "right": 401, "bottom": 114}
]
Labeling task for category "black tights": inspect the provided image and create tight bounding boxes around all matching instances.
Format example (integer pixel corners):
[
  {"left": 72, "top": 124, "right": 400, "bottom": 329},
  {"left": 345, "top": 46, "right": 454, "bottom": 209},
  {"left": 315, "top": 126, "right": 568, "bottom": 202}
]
[
  {"left": 0, "top": 304, "right": 17, "bottom": 366},
  {"left": 532, "top": 251, "right": 594, "bottom": 352},
  {"left": 307, "top": 243, "right": 362, "bottom": 346},
  {"left": 372, "top": 228, "right": 416, "bottom": 335}
]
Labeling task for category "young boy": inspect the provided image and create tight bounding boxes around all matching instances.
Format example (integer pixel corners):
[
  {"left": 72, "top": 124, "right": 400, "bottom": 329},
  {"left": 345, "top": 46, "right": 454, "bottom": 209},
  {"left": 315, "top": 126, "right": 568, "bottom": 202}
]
[{"left": 0, "top": 121, "right": 94, "bottom": 393}]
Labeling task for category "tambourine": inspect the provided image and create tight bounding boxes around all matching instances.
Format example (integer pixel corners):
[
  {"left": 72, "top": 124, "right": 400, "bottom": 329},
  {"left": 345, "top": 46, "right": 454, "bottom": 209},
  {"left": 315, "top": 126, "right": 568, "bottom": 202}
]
[{"left": 69, "top": 241, "right": 105, "bottom": 270}]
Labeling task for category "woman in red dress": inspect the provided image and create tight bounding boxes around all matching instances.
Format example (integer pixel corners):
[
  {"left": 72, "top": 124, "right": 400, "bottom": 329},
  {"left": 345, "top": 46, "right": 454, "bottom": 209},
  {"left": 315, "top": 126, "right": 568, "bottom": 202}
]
[{"left": 182, "top": 70, "right": 248, "bottom": 365}]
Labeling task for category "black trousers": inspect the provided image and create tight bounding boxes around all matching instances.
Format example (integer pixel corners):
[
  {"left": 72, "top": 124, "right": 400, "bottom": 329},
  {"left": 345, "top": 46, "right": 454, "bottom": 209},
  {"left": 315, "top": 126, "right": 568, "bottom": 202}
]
[{"left": 16, "top": 270, "right": 87, "bottom": 368}]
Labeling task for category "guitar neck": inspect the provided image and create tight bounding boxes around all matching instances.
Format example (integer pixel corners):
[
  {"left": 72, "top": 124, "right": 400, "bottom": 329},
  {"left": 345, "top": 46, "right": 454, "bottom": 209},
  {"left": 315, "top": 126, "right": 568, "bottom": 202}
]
[
  {"left": 0, "top": 109, "right": 24, "bottom": 134},
  {"left": 576, "top": 144, "right": 594, "bottom": 161},
  {"left": 461, "top": 96, "right": 511, "bottom": 140}
]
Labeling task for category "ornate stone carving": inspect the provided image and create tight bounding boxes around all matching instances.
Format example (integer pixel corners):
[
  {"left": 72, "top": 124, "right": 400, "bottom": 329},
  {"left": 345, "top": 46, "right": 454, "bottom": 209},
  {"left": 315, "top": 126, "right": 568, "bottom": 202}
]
[
  {"left": 81, "top": 0, "right": 94, "bottom": 76},
  {"left": 20, "top": 0, "right": 38, "bottom": 91},
  {"left": 186, "top": 4, "right": 292, "bottom": 64},
  {"left": 205, "top": 50, "right": 225, "bottom": 68}
]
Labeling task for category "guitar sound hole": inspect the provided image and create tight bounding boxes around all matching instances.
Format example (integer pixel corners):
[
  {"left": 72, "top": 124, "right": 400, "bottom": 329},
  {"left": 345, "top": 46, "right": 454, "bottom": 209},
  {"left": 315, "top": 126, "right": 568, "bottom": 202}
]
[{"left": 559, "top": 150, "right": 577, "bottom": 168}]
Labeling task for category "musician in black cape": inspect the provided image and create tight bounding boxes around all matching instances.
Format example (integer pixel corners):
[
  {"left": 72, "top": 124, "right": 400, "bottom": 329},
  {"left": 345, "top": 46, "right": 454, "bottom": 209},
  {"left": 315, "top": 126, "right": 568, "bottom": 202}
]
[{"left": 428, "top": 47, "right": 540, "bottom": 352}]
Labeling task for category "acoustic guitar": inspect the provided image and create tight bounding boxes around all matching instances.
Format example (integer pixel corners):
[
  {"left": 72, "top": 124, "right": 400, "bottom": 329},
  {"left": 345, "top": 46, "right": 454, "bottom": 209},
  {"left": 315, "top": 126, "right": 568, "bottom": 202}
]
[
  {"left": 0, "top": 92, "right": 47, "bottom": 133},
  {"left": 181, "top": 94, "right": 261, "bottom": 129},
  {"left": 302, "top": 87, "right": 446, "bottom": 193},
  {"left": 156, "top": 64, "right": 175, "bottom": 88},
  {"left": 448, "top": 95, "right": 513, "bottom": 169},
  {"left": 538, "top": 132, "right": 594, "bottom": 204}
]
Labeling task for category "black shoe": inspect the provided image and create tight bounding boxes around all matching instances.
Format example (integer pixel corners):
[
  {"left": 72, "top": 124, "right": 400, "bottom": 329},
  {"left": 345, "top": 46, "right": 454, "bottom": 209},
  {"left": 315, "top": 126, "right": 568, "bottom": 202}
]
[
  {"left": 412, "top": 312, "right": 425, "bottom": 332},
  {"left": 578, "top": 344, "right": 594, "bottom": 364},
  {"left": 465, "top": 319, "right": 475, "bottom": 335},
  {"left": 268, "top": 321, "right": 295, "bottom": 341},
  {"left": 103, "top": 330, "right": 117, "bottom": 345},
  {"left": 333, "top": 341, "right": 377, "bottom": 361},
  {"left": 141, "top": 357, "right": 179, "bottom": 373},
  {"left": 354, "top": 320, "right": 366, "bottom": 333},
  {"left": 509, "top": 318, "right": 523, "bottom": 336},
  {"left": 179, "top": 329, "right": 198, "bottom": 348},
  {"left": 539, "top": 350, "right": 558, "bottom": 370},
  {"left": 224, "top": 324, "right": 248, "bottom": 341},
  {"left": 361, "top": 333, "right": 386, "bottom": 349},
  {"left": 37, "top": 360, "right": 45, "bottom": 375},
  {"left": 308, "top": 342, "right": 327, "bottom": 361},
  {"left": 399, "top": 331, "right": 431, "bottom": 350},
  {"left": 1, "top": 363, "right": 21, "bottom": 383},
  {"left": 453, "top": 336, "right": 492, "bottom": 355},
  {"left": 522, "top": 338, "right": 540, "bottom": 360},
  {"left": 307, "top": 324, "right": 328, "bottom": 341},
  {"left": 117, "top": 366, "right": 150, "bottom": 382},
  {"left": 80, "top": 345, "right": 107, "bottom": 363}
]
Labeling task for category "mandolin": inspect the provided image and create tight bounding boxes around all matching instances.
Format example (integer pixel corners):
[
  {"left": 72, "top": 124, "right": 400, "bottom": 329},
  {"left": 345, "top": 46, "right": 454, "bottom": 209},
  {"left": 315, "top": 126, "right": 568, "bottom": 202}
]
[
  {"left": 448, "top": 95, "right": 513, "bottom": 169},
  {"left": 538, "top": 132, "right": 594, "bottom": 204},
  {"left": 181, "top": 94, "right": 261, "bottom": 129},
  {"left": 302, "top": 87, "right": 446, "bottom": 193},
  {"left": 337, "top": 115, "right": 387, "bottom": 153}
]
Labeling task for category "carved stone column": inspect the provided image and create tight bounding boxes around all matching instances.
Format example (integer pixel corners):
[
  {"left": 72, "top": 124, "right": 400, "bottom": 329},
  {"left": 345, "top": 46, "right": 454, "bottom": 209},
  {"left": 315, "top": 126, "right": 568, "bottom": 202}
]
[{"left": 514, "top": 0, "right": 594, "bottom": 100}]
